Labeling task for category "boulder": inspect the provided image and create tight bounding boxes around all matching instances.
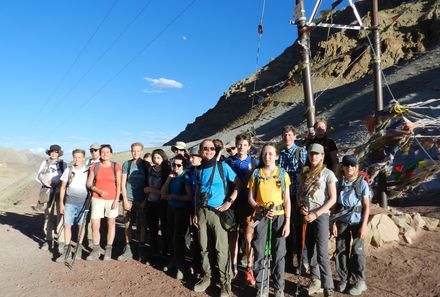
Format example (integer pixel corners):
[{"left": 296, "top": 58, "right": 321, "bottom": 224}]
[
  {"left": 368, "top": 214, "right": 400, "bottom": 247},
  {"left": 391, "top": 215, "right": 412, "bottom": 233},
  {"left": 422, "top": 216, "right": 439, "bottom": 231},
  {"left": 412, "top": 213, "right": 426, "bottom": 230},
  {"left": 403, "top": 226, "right": 417, "bottom": 244}
]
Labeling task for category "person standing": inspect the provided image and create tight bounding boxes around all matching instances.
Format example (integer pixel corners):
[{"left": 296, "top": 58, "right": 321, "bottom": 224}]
[
  {"left": 193, "top": 139, "right": 239, "bottom": 297},
  {"left": 279, "top": 125, "right": 307, "bottom": 273},
  {"left": 298, "top": 144, "right": 337, "bottom": 297},
  {"left": 35, "top": 144, "right": 67, "bottom": 252},
  {"left": 161, "top": 154, "right": 193, "bottom": 279},
  {"left": 119, "top": 142, "right": 150, "bottom": 261},
  {"left": 248, "top": 143, "right": 291, "bottom": 297},
  {"left": 144, "top": 149, "right": 171, "bottom": 263},
  {"left": 85, "top": 143, "right": 101, "bottom": 247},
  {"left": 332, "top": 155, "right": 370, "bottom": 296},
  {"left": 57, "top": 149, "right": 88, "bottom": 262},
  {"left": 306, "top": 118, "right": 338, "bottom": 173},
  {"left": 226, "top": 133, "right": 258, "bottom": 285},
  {"left": 86, "top": 144, "right": 121, "bottom": 261}
]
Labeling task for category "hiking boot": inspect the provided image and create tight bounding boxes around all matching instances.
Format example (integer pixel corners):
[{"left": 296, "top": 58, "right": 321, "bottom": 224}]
[
  {"left": 40, "top": 241, "right": 50, "bottom": 251},
  {"left": 348, "top": 280, "right": 367, "bottom": 296},
  {"left": 55, "top": 245, "right": 68, "bottom": 263},
  {"left": 137, "top": 244, "right": 146, "bottom": 262},
  {"left": 336, "top": 280, "right": 347, "bottom": 293},
  {"left": 245, "top": 268, "right": 256, "bottom": 286},
  {"left": 308, "top": 279, "right": 323, "bottom": 295},
  {"left": 73, "top": 244, "right": 83, "bottom": 261},
  {"left": 117, "top": 244, "right": 133, "bottom": 261},
  {"left": 163, "top": 262, "right": 175, "bottom": 272},
  {"left": 176, "top": 269, "right": 184, "bottom": 280},
  {"left": 274, "top": 289, "right": 285, "bottom": 297},
  {"left": 256, "top": 286, "right": 269, "bottom": 297},
  {"left": 302, "top": 262, "right": 310, "bottom": 274},
  {"left": 57, "top": 242, "right": 65, "bottom": 255},
  {"left": 103, "top": 245, "right": 112, "bottom": 261},
  {"left": 194, "top": 275, "right": 211, "bottom": 292},
  {"left": 324, "top": 288, "right": 335, "bottom": 297},
  {"left": 220, "top": 284, "right": 231, "bottom": 297},
  {"left": 86, "top": 245, "right": 101, "bottom": 261}
]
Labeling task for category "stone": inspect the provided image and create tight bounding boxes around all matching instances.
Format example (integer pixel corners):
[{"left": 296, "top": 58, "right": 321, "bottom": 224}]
[
  {"left": 391, "top": 215, "right": 412, "bottom": 233},
  {"left": 422, "top": 217, "right": 439, "bottom": 231},
  {"left": 412, "top": 213, "right": 426, "bottom": 230},
  {"left": 368, "top": 214, "right": 400, "bottom": 247},
  {"left": 403, "top": 226, "right": 417, "bottom": 244}
]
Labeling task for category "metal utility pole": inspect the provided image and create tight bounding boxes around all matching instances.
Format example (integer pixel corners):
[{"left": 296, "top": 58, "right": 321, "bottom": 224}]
[
  {"left": 371, "top": 0, "right": 387, "bottom": 208},
  {"left": 295, "top": 0, "right": 315, "bottom": 137}
]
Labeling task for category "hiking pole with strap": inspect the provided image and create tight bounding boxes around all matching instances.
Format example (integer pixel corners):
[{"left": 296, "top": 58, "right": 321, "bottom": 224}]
[
  {"left": 65, "top": 192, "right": 92, "bottom": 269},
  {"left": 260, "top": 217, "right": 273, "bottom": 297}
]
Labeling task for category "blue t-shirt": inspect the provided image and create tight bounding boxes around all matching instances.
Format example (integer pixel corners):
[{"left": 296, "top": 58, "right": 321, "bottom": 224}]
[
  {"left": 227, "top": 155, "right": 257, "bottom": 200},
  {"left": 122, "top": 159, "right": 148, "bottom": 202},
  {"left": 168, "top": 172, "right": 191, "bottom": 208},
  {"left": 196, "top": 162, "right": 236, "bottom": 208},
  {"left": 338, "top": 178, "right": 370, "bottom": 224}
]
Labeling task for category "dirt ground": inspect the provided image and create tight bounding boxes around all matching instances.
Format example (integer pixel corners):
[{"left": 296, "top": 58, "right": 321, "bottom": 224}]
[{"left": 0, "top": 186, "right": 439, "bottom": 297}]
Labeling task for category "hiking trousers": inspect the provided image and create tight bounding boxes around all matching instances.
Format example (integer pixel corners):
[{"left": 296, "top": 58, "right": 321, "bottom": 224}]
[
  {"left": 335, "top": 222, "right": 366, "bottom": 283},
  {"left": 167, "top": 205, "right": 190, "bottom": 271},
  {"left": 253, "top": 215, "right": 286, "bottom": 291},
  {"left": 197, "top": 207, "right": 231, "bottom": 287},
  {"left": 44, "top": 191, "right": 64, "bottom": 244},
  {"left": 306, "top": 213, "right": 334, "bottom": 289},
  {"left": 146, "top": 200, "right": 169, "bottom": 255}
]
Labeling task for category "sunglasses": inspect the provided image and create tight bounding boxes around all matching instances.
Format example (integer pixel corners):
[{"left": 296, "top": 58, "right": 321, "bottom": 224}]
[
  {"left": 90, "top": 149, "right": 99, "bottom": 152},
  {"left": 50, "top": 150, "right": 60, "bottom": 154},
  {"left": 226, "top": 147, "right": 236, "bottom": 152},
  {"left": 203, "top": 147, "right": 215, "bottom": 151},
  {"left": 172, "top": 163, "right": 183, "bottom": 168}
]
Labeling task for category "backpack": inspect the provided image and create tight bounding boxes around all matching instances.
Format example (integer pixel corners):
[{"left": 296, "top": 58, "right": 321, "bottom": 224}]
[
  {"left": 252, "top": 166, "right": 287, "bottom": 196},
  {"left": 92, "top": 162, "right": 117, "bottom": 187}
]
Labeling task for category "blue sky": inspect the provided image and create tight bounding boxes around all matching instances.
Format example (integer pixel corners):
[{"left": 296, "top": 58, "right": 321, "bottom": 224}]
[{"left": 0, "top": 0, "right": 334, "bottom": 155}]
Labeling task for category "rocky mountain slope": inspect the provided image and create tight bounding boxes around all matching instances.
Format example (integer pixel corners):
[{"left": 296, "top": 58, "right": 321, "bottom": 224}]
[{"left": 166, "top": 0, "right": 440, "bottom": 144}]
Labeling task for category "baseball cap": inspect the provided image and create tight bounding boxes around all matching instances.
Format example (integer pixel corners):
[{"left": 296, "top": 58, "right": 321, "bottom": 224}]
[
  {"left": 308, "top": 143, "right": 324, "bottom": 154},
  {"left": 89, "top": 143, "right": 101, "bottom": 150},
  {"left": 342, "top": 155, "right": 358, "bottom": 166}
]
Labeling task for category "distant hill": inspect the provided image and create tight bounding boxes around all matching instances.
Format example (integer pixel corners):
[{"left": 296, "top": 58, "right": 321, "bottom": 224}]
[{"left": 166, "top": 0, "right": 440, "bottom": 144}]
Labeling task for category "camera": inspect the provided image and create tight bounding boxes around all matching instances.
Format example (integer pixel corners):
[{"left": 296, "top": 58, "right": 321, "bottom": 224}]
[
  {"left": 214, "top": 144, "right": 222, "bottom": 154},
  {"left": 199, "top": 192, "right": 211, "bottom": 207}
]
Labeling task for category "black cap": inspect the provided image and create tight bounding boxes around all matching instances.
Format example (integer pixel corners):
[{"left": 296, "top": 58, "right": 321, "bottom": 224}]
[{"left": 342, "top": 155, "right": 358, "bottom": 166}]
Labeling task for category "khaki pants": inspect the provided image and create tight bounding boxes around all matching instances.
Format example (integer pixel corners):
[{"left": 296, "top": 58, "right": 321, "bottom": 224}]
[
  {"left": 197, "top": 207, "right": 231, "bottom": 287},
  {"left": 44, "top": 191, "right": 64, "bottom": 244}
]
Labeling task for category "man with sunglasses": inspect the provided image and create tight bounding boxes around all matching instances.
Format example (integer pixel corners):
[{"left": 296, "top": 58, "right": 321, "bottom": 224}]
[
  {"left": 35, "top": 144, "right": 67, "bottom": 252},
  {"left": 193, "top": 139, "right": 240, "bottom": 297}
]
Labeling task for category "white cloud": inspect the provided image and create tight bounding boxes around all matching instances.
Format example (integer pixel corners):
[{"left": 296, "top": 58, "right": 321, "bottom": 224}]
[{"left": 143, "top": 77, "right": 183, "bottom": 90}]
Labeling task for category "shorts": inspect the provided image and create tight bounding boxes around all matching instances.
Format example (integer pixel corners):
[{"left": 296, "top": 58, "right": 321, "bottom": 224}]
[
  {"left": 233, "top": 198, "right": 255, "bottom": 235},
  {"left": 64, "top": 203, "right": 86, "bottom": 225},
  {"left": 91, "top": 198, "right": 119, "bottom": 219}
]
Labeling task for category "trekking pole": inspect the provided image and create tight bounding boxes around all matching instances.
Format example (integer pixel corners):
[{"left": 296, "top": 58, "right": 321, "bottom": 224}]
[
  {"left": 65, "top": 193, "right": 92, "bottom": 269},
  {"left": 260, "top": 217, "right": 273, "bottom": 297},
  {"left": 295, "top": 217, "right": 307, "bottom": 297}
]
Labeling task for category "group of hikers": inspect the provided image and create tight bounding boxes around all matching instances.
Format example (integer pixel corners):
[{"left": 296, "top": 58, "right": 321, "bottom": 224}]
[{"left": 35, "top": 118, "right": 371, "bottom": 297}]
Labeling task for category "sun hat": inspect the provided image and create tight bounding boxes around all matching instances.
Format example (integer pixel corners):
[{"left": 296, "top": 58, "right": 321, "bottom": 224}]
[
  {"left": 171, "top": 141, "right": 187, "bottom": 151},
  {"left": 188, "top": 146, "right": 201, "bottom": 158},
  {"left": 46, "top": 144, "right": 63, "bottom": 156}
]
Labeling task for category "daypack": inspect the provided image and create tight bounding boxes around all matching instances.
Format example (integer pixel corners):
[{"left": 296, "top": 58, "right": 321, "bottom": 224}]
[
  {"left": 252, "top": 166, "right": 286, "bottom": 195},
  {"left": 92, "top": 162, "right": 117, "bottom": 187}
]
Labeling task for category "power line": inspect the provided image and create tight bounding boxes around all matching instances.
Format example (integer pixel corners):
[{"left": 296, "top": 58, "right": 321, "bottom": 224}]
[
  {"left": 36, "top": 0, "right": 155, "bottom": 127},
  {"left": 47, "top": 0, "right": 198, "bottom": 137},
  {"left": 31, "top": 0, "right": 120, "bottom": 126}
]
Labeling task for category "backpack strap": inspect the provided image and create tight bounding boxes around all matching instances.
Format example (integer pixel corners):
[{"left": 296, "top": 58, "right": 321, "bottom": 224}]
[
  {"left": 278, "top": 166, "right": 286, "bottom": 195},
  {"left": 66, "top": 165, "right": 75, "bottom": 188},
  {"left": 57, "top": 160, "right": 65, "bottom": 173},
  {"left": 217, "top": 162, "right": 228, "bottom": 196},
  {"left": 127, "top": 160, "right": 133, "bottom": 177}
]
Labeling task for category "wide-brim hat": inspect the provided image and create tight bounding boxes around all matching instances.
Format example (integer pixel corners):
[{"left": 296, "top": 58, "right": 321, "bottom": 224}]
[
  {"left": 171, "top": 141, "right": 187, "bottom": 151},
  {"left": 46, "top": 144, "right": 63, "bottom": 156},
  {"left": 308, "top": 143, "right": 324, "bottom": 154}
]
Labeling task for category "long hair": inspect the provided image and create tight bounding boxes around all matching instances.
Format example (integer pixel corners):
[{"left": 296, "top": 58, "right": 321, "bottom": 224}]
[
  {"left": 258, "top": 143, "right": 279, "bottom": 168},
  {"left": 337, "top": 163, "right": 359, "bottom": 182},
  {"left": 298, "top": 152, "right": 325, "bottom": 194}
]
